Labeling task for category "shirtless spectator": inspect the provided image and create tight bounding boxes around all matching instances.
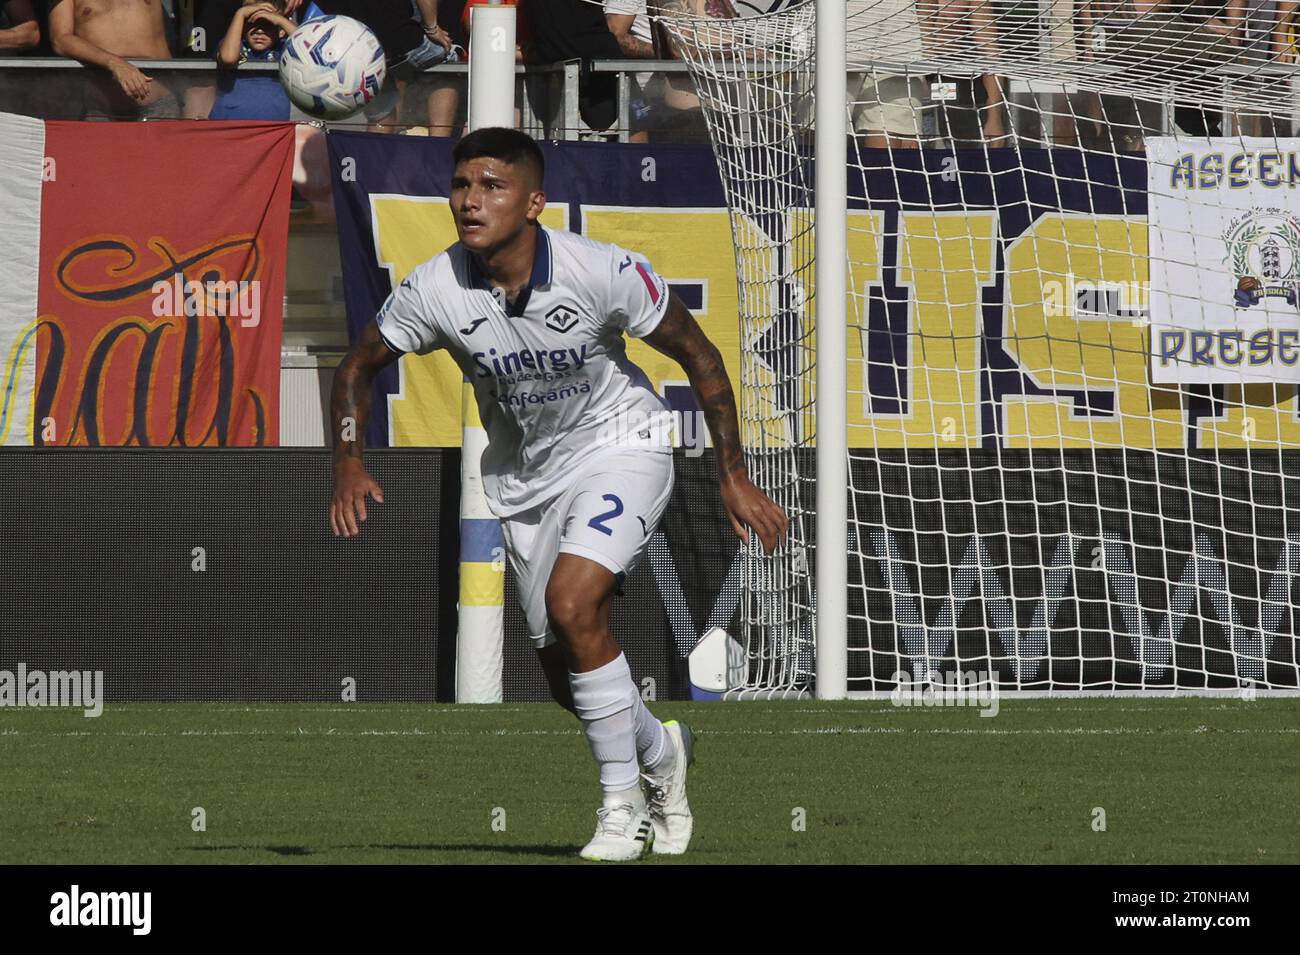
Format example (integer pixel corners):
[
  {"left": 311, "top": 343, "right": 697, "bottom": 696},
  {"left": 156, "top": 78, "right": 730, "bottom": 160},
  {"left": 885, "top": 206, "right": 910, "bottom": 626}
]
[{"left": 49, "top": 0, "right": 179, "bottom": 119}]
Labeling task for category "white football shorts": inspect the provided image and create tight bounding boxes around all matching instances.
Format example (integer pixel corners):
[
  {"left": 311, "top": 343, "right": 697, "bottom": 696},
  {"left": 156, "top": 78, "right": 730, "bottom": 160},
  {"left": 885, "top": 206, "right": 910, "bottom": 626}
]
[{"left": 501, "top": 447, "right": 674, "bottom": 649}]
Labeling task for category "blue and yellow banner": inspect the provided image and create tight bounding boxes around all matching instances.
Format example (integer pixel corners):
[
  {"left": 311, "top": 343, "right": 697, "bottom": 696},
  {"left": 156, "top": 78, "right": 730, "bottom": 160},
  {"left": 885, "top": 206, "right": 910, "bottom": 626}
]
[{"left": 330, "top": 138, "right": 1300, "bottom": 452}]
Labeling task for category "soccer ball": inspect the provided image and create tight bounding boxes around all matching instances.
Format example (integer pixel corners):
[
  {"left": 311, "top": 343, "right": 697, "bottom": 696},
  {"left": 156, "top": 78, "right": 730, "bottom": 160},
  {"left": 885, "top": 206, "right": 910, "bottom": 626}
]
[{"left": 278, "top": 15, "right": 386, "bottom": 120}]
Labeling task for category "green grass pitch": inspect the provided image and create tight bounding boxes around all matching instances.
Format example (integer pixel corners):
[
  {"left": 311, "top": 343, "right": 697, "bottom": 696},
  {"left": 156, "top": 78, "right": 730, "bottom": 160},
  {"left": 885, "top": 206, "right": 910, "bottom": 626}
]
[{"left": 1, "top": 699, "right": 1297, "bottom": 864}]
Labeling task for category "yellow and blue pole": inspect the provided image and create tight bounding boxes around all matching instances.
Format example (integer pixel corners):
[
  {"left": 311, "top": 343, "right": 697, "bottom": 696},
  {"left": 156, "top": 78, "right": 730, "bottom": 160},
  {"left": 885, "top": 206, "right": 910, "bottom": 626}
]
[{"left": 455, "top": 379, "right": 504, "bottom": 702}]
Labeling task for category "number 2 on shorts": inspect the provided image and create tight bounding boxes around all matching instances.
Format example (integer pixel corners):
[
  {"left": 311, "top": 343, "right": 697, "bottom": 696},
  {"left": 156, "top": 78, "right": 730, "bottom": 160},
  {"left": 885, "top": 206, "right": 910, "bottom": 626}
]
[{"left": 587, "top": 494, "right": 624, "bottom": 536}]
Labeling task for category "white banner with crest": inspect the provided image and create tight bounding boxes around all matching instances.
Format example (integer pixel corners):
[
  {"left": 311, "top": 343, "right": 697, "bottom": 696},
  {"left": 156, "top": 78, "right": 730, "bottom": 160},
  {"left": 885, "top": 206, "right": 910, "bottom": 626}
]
[{"left": 1147, "top": 137, "right": 1300, "bottom": 384}]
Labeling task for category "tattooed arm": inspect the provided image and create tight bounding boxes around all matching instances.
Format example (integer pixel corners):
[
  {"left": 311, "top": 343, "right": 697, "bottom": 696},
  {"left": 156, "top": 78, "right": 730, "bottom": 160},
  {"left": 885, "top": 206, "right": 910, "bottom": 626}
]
[
  {"left": 606, "top": 13, "right": 655, "bottom": 59},
  {"left": 649, "top": 0, "right": 737, "bottom": 16},
  {"left": 330, "top": 321, "right": 401, "bottom": 538},
  {"left": 643, "top": 294, "right": 789, "bottom": 553},
  {"left": 648, "top": 0, "right": 731, "bottom": 54}
]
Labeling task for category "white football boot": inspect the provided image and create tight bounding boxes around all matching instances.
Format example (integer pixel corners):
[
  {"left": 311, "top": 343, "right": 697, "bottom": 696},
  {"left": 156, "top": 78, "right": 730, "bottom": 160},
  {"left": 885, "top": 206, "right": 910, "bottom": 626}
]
[
  {"left": 643, "top": 720, "right": 695, "bottom": 855},
  {"left": 579, "top": 800, "right": 655, "bottom": 861}
]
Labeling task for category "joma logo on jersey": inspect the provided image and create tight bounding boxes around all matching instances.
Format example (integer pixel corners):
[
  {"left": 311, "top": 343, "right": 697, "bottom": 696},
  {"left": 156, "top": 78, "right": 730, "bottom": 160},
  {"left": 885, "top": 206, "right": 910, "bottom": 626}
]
[
  {"left": 473, "top": 344, "right": 590, "bottom": 378},
  {"left": 545, "top": 304, "right": 580, "bottom": 333}
]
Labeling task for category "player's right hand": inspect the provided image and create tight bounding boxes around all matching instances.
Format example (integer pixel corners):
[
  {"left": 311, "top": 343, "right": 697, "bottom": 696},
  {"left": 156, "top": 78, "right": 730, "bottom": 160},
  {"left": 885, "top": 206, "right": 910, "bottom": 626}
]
[
  {"left": 720, "top": 471, "right": 789, "bottom": 555},
  {"left": 331, "top": 458, "right": 385, "bottom": 538}
]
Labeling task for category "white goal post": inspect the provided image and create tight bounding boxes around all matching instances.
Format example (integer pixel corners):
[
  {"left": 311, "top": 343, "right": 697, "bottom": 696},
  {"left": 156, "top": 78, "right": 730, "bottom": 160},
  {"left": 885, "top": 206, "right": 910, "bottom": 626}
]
[
  {"left": 815, "top": 0, "right": 850, "bottom": 700},
  {"left": 660, "top": 0, "right": 1300, "bottom": 697}
]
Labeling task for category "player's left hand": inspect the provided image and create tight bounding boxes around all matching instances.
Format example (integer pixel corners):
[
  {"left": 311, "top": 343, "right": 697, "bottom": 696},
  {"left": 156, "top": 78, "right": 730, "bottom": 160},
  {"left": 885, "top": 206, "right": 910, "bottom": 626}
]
[{"left": 720, "top": 471, "right": 789, "bottom": 554}]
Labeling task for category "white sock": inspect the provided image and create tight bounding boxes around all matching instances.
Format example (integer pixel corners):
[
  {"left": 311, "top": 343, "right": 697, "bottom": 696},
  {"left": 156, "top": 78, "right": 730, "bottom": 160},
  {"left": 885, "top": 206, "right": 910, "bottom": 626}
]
[
  {"left": 633, "top": 695, "right": 674, "bottom": 775},
  {"left": 569, "top": 654, "right": 642, "bottom": 797}
]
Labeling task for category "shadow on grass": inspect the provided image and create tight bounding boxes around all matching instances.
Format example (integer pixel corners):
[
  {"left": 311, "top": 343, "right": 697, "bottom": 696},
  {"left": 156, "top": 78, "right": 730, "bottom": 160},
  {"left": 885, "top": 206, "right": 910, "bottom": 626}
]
[{"left": 188, "top": 842, "right": 576, "bottom": 858}]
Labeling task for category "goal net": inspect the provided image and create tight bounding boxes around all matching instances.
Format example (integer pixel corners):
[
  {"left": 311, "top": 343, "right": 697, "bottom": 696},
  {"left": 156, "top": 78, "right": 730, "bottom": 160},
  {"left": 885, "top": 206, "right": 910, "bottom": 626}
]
[{"left": 660, "top": 0, "right": 1300, "bottom": 696}]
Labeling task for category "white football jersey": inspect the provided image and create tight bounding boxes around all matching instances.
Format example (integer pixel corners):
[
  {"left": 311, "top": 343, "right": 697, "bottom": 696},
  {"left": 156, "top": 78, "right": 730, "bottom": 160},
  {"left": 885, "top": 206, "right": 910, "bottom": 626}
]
[{"left": 375, "top": 225, "right": 675, "bottom": 516}]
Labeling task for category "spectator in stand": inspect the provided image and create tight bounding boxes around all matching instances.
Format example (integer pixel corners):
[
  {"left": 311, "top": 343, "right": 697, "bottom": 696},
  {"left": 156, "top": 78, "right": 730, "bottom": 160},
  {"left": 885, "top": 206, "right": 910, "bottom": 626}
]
[
  {"left": 606, "top": 0, "right": 654, "bottom": 58},
  {"left": 647, "top": 0, "right": 738, "bottom": 144},
  {"left": 848, "top": 0, "right": 925, "bottom": 149},
  {"left": 919, "top": 0, "right": 1009, "bottom": 148},
  {"left": 527, "top": 0, "right": 626, "bottom": 134},
  {"left": 0, "top": 0, "right": 38, "bottom": 52},
  {"left": 1273, "top": 0, "right": 1300, "bottom": 135},
  {"left": 1273, "top": 0, "right": 1300, "bottom": 60},
  {"left": 49, "top": 0, "right": 180, "bottom": 119},
  {"left": 188, "top": 0, "right": 304, "bottom": 117},
  {"left": 446, "top": 0, "right": 530, "bottom": 136},
  {"left": 211, "top": 1, "right": 296, "bottom": 120},
  {"left": 421, "top": 0, "right": 471, "bottom": 136},
  {"left": 1226, "top": 0, "right": 1282, "bottom": 58},
  {"left": 0, "top": 1, "right": 40, "bottom": 116},
  {"left": 1161, "top": 3, "right": 1233, "bottom": 137},
  {"left": 1224, "top": 0, "right": 1289, "bottom": 134},
  {"left": 604, "top": 0, "right": 658, "bottom": 142},
  {"left": 1075, "top": 1, "right": 1233, "bottom": 147}
]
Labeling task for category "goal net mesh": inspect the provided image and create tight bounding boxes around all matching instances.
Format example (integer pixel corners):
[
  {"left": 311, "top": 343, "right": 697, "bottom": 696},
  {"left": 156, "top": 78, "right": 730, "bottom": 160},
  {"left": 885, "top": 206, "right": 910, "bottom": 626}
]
[{"left": 659, "top": 0, "right": 1300, "bottom": 696}]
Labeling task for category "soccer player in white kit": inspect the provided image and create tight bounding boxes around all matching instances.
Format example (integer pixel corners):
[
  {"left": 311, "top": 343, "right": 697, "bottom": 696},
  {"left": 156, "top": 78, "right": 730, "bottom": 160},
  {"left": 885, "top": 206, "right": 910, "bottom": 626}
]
[{"left": 329, "top": 128, "right": 788, "bottom": 861}]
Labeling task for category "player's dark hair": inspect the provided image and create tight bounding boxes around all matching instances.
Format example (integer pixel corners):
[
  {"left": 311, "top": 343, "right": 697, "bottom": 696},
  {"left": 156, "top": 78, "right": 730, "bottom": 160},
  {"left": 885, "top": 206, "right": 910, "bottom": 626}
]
[{"left": 452, "top": 128, "right": 545, "bottom": 187}]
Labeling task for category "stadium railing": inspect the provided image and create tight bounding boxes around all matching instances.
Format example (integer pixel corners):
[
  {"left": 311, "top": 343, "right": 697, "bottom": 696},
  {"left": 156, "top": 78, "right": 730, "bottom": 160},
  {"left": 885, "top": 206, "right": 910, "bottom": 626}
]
[{"left": 0, "top": 57, "right": 706, "bottom": 141}]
